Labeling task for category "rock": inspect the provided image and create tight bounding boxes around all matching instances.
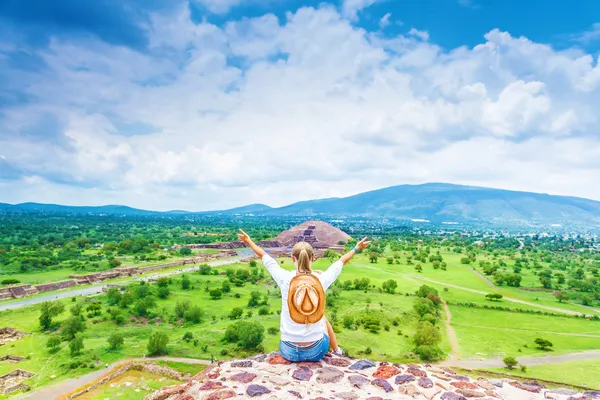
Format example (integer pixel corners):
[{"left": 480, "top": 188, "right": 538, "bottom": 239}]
[
  {"left": 252, "top": 354, "right": 268, "bottom": 362},
  {"left": 199, "top": 381, "right": 224, "bottom": 390},
  {"left": 406, "top": 367, "right": 427, "bottom": 377},
  {"left": 451, "top": 381, "right": 478, "bottom": 390},
  {"left": 398, "top": 383, "right": 420, "bottom": 397},
  {"left": 348, "top": 375, "right": 370, "bottom": 389},
  {"left": 247, "top": 384, "right": 272, "bottom": 397},
  {"left": 524, "top": 381, "right": 546, "bottom": 389},
  {"left": 489, "top": 379, "right": 503, "bottom": 388},
  {"left": 366, "top": 398, "right": 384, "bottom": 400},
  {"left": 287, "top": 390, "right": 302, "bottom": 398},
  {"left": 297, "top": 361, "right": 322, "bottom": 369},
  {"left": 454, "top": 375, "right": 470, "bottom": 381},
  {"left": 229, "top": 372, "right": 257, "bottom": 383},
  {"left": 440, "top": 393, "right": 467, "bottom": 400},
  {"left": 457, "top": 388, "right": 486, "bottom": 398},
  {"left": 333, "top": 392, "right": 359, "bottom": 399},
  {"left": 371, "top": 378, "right": 393, "bottom": 392},
  {"left": 422, "top": 387, "right": 442, "bottom": 400},
  {"left": 230, "top": 360, "right": 252, "bottom": 368},
  {"left": 267, "top": 355, "right": 292, "bottom": 365},
  {"left": 545, "top": 393, "right": 559, "bottom": 400},
  {"left": 316, "top": 367, "right": 344, "bottom": 384},
  {"left": 485, "top": 389, "right": 501, "bottom": 398},
  {"left": 349, "top": 359, "right": 376, "bottom": 370},
  {"left": 509, "top": 381, "right": 542, "bottom": 393},
  {"left": 442, "top": 367, "right": 457, "bottom": 375},
  {"left": 549, "top": 388, "right": 578, "bottom": 396},
  {"left": 203, "top": 389, "right": 236, "bottom": 400},
  {"left": 372, "top": 365, "right": 400, "bottom": 379},
  {"left": 434, "top": 373, "right": 452, "bottom": 382},
  {"left": 268, "top": 376, "right": 291, "bottom": 386},
  {"left": 395, "top": 374, "right": 416, "bottom": 385},
  {"left": 323, "top": 357, "right": 352, "bottom": 367},
  {"left": 292, "top": 367, "right": 313, "bottom": 381},
  {"left": 475, "top": 378, "right": 495, "bottom": 390},
  {"left": 436, "top": 380, "right": 450, "bottom": 390},
  {"left": 418, "top": 377, "right": 433, "bottom": 388},
  {"left": 583, "top": 392, "right": 600, "bottom": 398}
]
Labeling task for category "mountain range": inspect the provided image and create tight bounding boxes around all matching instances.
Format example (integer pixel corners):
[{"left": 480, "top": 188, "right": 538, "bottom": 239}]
[{"left": 2, "top": 183, "right": 600, "bottom": 229}]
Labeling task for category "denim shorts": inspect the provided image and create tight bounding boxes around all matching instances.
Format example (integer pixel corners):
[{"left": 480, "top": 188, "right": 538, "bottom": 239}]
[{"left": 279, "top": 334, "right": 330, "bottom": 362}]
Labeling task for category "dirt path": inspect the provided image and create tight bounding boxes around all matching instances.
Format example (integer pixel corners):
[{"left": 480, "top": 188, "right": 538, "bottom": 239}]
[
  {"left": 439, "top": 350, "right": 600, "bottom": 369},
  {"left": 15, "top": 357, "right": 212, "bottom": 400},
  {"left": 467, "top": 267, "right": 496, "bottom": 289},
  {"left": 451, "top": 322, "right": 600, "bottom": 338},
  {"left": 442, "top": 302, "right": 459, "bottom": 362},
  {"left": 409, "top": 275, "right": 585, "bottom": 316}
]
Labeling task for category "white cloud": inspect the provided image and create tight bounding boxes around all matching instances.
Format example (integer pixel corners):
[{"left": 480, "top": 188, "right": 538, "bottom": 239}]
[
  {"left": 379, "top": 13, "right": 391, "bottom": 29},
  {"left": 342, "top": 0, "right": 380, "bottom": 20},
  {"left": 2, "top": 6, "right": 600, "bottom": 210},
  {"left": 408, "top": 28, "right": 429, "bottom": 41},
  {"left": 572, "top": 22, "right": 600, "bottom": 43},
  {"left": 192, "top": 0, "right": 244, "bottom": 14}
]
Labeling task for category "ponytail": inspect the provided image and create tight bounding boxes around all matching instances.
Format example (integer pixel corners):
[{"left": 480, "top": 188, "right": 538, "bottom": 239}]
[{"left": 292, "top": 242, "right": 314, "bottom": 274}]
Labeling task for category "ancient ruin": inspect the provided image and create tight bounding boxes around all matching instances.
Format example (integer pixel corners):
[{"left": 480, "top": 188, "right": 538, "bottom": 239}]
[
  {"left": 146, "top": 353, "right": 592, "bottom": 400},
  {"left": 0, "top": 328, "right": 28, "bottom": 346},
  {"left": 275, "top": 220, "right": 351, "bottom": 249},
  {"left": 0, "top": 355, "right": 24, "bottom": 364},
  {"left": 0, "top": 369, "right": 35, "bottom": 394}
]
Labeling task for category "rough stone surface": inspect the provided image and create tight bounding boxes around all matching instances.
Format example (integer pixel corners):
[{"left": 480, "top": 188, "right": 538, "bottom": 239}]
[
  {"left": 147, "top": 353, "right": 587, "bottom": 400},
  {"left": 372, "top": 365, "right": 400, "bottom": 379},
  {"left": 348, "top": 359, "right": 376, "bottom": 370},
  {"left": 316, "top": 367, "right": 344, "bottom": 384},
  {"left": 371, "top": 378, "right": 393, "bottom": 392}
]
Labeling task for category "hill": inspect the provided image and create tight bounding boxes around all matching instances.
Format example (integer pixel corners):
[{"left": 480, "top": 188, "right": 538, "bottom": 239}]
[{"left": 3, "top": 183, "right": 600, "bottom": 228}]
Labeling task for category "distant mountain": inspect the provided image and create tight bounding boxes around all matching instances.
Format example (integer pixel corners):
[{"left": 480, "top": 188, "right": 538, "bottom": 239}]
[
  {"left": 258, "top": 183, "right": 600, "bottom": 228},
  {"left": 3, "top": 183, "right": 600, "bottom": 228}
]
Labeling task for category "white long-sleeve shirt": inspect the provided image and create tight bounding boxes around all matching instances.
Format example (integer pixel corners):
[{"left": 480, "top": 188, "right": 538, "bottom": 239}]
[{"left": 262, "top": 254, "right": 343, "bottom": 343}]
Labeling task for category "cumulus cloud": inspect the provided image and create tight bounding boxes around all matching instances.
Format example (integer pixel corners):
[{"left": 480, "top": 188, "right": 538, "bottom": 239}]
[
  {"left": 379, "top": 13, "right": 391, "bottom": 29},
  {"left": 572, "top": 22, "right": 600, "bottom": 43},
  {"left": 341, "top": 0, "right": 380, "bottom": 20},
  {"left": 2, "top": 5, "right": 600, "bottom": 210}
]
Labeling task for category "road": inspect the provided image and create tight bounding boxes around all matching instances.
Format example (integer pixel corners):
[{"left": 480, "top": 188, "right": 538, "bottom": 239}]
[
  {"left": 15, "top": 357, "right": 212, "bottom": 400},
  {"left": 0, "top": 258, "right": 242, "bottom": 312},
  {"left": 442, "top": 302, "right": 459, "bottom": 362},
  {"left": 439, "top": 350, "right": 600, "bottom": 369}
]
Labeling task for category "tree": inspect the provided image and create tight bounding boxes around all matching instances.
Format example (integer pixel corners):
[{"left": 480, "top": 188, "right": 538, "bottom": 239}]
[
  {"left": 554, "top": 292, "right": 570, "bottom": 303},
  {"left": 382, "top": 279, "right": 398, "bottom": 294},
  {"left": 248, "top": 291, "right": 262, "bottom": 307},
  {"left": 414, "top": 264, "right": 423, "bottom": 273},
  {"left": 61, "top": 316, "right": 86, "bottom": 340},
  {"left": 182, "top": 332, "right": 194, "bottom": 342},
  {"left": 369, "top": 254, "right": 378, "bottom": 263},
  {"left": 386, "top": 257, "right": 394, "bottom": 265},
  {"left": 157, "top": 286, "right": 170, "bottom": 299},
  {"left": 47, "top": 336, "right": 62, "bottom": 352},
  {"left": 108, "top": 333, "right": 124, "bottom": 350},
  {"left": 343, "top": 315, "right": 354, "bottom": 329},
  {"left": 249, "top": 260, "right": 258, "bottom": 268},
  {"left": 70, "top": 303, "right": 84, "bottom": 316},
  {"left": 157, "top": 277, "right": 169, "bottom": 287},
  {"left": 258, "top": 306, "right": 270, "bottom": 316},
  {"left": 134, "top": 297, "right": 156, "bottom": 317},
  {"left": 503, "top": 356, "right": 518, "bottom": 370},
  {"left": 534, "top": 338, "right": 553, "bottom": 350},
  {"left": 416, "top": 285, "right": 438, "bottom": 298},
  {"left": 108, "top": 258, "right": 122, "bottom": 268},
  {"left": 184, "top": 306, "right": 204, "bottom": 323},
  {"left": 147, "top": 332, "right": 169, "bottom": 356},
  {"left": 223, "top": 321, "right": 265, "bottom": 350},
  {"left": 324, "top": 249, "right": 338, "bottom": 263},
  {"left": 221, "top": 281, "right": 231, "bottom": 293},
  {"left": 413, "top": 298, "right": 435, "bottom": 317},
  {"left": 210, "top": 289, "right": 223, "bottom": 300},
  {"left": 413, "top": 321, "right": 443, "bottom": 361},
  {"left": 229, "top": 307, "right": 244, "bottom": 320},
  {"left": 179, "top": 247, "right": 192, "bottom": 256},
  {"left": 485, "top": 293, "right": 503, "bottom": 301},
  {"left": 175, "top": 300, "right": 191, "bottom": 318},
  {"left": 181, "top": 275, "right": 191, "bottom": 290},
  {"left": 39, "top": 301, "right": 65, "bottom": 330},
  {"left": 107, "top": 288, "right": 122, "bottom": 305},
  {"left": 69, "top": 335, "right": 84, "bottom": 356}
]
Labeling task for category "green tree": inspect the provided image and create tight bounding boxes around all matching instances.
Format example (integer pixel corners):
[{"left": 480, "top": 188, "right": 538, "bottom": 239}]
[
  {"left": 61, "top": 316, "right": 86, "bottom": 340},
  {"left": 534, "top": 338, "right": 553, "bottom": 350},
  {"left": 70, "top": 302, "right": 84, "bottom": 316},
  {"left": 485, "top": 293, "right": 503, "bottom": 301},
  {"left": 554, "top": 292, "right": 569, "bottom": 303},
  {"left": 223, "top": 321, "right": 265, "bottom": 350},
  {"left": 248, "top": 291, "right": 262, "bottom": 307},
  {"left": 175, "top": 300, "right": 191, "bottom": 318},
  {"left": 503, "top": 356, "right": 518, "bottom": 370},
  {"left": 69, "top": 334, "right": 84, "bottom": 356},
  {"left": 221, "top": 281, "right": 231, "bottom": 293},
  {"left": 46, "top": 336, "right": 62, "bottom": 352},
  {"left": 147, "top": 332, "right": 169, "bottom": 356},
  {"left": 157, "top": 277, "right": 169, "bottom": 287},
  {"left": 249, "top": 260, "right": 258, "bottom": 268},
  {"left": 39, "top": 301, "right": 65, "bottom": 330},
  {"left": 108, "top": 333, "right": 124, "bottom": 350},
  {"left": 184, "top": 306, "right": 204, "bottom": 323},
  {"left": 107, "top": 288, "right": 122, "bottom": 306},
  {"left": 157, "top": 286, "right": 170, "bottom": 299},
  {"left": 369, "top": 254, "right": 378, "bottom": 263},
  {"left": 210, "top": 289, "right": 223, "bottom": 300},
  {"left": 181, "top": 275, "right": 191, "bottom": 290},
  {"left": 229, "top": 307, "right": 244, "bottom": 320},
  {"left": 179, "top": 247, "right": 192, "bottom": 256},
  {"left": 382, "top": 279, "right": 398, "bottom": 294},
  {"left": 199, "top": 264, "right": 212, "bottom": 275}
]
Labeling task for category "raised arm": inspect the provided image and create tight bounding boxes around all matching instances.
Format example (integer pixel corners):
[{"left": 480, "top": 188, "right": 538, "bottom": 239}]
[
  {"left": 237, "top": 229, "right": 266, "bottom": 258},
  {"left": 340, "top": 237, "right": 370, "bottom": 264}
]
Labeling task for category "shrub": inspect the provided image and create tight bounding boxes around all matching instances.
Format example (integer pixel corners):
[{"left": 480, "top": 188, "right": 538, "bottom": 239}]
[
  {"left": 223, "top": 321, "right": 265, "bottom": 350},
  {"left": 267, "top": 327, "right": 279, "bottom": 335},
  {"left": 363, "top": 316, "right": 380, "bottom": 333},
  {"left": 413, "top": 321, "right": 441, "bottom": 347},
  {"left": 175, "top": 301, "right": 191, "bottom": 318},
  {"left": 47, "top": 336, "right": 61, "bottom": 352},
  {"left": 69, "top": 335, "right": 84, "bottom": 356},
  {"left": 258, "top": 306, "right": 270, "bottom": 316},
  {"left": 415, "top": 344, "right": 443, "bottom": 361},
  {"left": 184, "top": 306, "right": 204, "bottom": 324},
  {"left": 485, "top": 293, "right": 503, "bottom": 301},
  {"left": 249, "top": 260, "right": 257, "bottom": 268},
  {"left": 157, "top": 286, "right": 170, "bottom": 299},
  {"left": 248, "top": 291, "right": 263, "bottom": 307},
  {"left": 182, "top": 332, "right": 194, "bottom": 342},
  {"left": 157, "top": 277, "right": 169, "bottom": 287},
  {"left": 221, "top": 281, "right": 231, "bottom": 293},
  {"left": 364, "top": 347, "right": 372, "bottom": 355},
  {"left": 108, "top": 333, "right": 124, "bottom": 350},
  {"left": 39, "top": 301, "right": 65, "bottom": 330},
  {"left": 199, "top": 264, "right": 212, "bottom": 275},
  {"left": 503, "top": 356, "right": 518, "bottom": 369},
  {"left": 343, "top": 315, "right": 354, "bottom": 329},
  {"left": 179, "top": 247, "right": 192, "bottom": 256},
  {"left": 147, "top": 332, "right": 169, "bottom": 356},
  {"left": 534, "top": 338, "right": 553, "bottom": 350},
  {"left": 229, "top": 307, "right": 244, "bottom": 320},
  {"left": 1, "top": 278, "right": 20, "bottom": 285},
  {"left": 382, "top": 279, "right": 398, "bottom": 294},
  {"left": 210, "top": 289, "right": 223, "bottom": 300},
  {"left": 181, "top": 275, "right": 191, "bottom": 290},
  {"left": 61, "top": 316, "right": 86, "bottom": 340}
]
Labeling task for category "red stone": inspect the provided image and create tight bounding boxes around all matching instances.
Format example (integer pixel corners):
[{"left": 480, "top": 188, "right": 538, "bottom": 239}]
[
  {"left": 509, "top": 381, "right": 542, "bottom": 393},
  {"left": 297, "top": 361, "right": 322, "bottom": 369},
  {"left": 407, "top": 367, "right": 427, "bottom": 377},
  {"left": 267, "top": 355, "right": 292, "bottom": 365},
  {"left": 373, "top": 365, "right": 400, "bottom": 379},
  {"left": 230, "top": 372, "right": 257, "bottom": 383},
  {"left": 173, "top": 396, "right": 194, "bottom": 400},
  {"left": 202, "top": 389, "right": 236, "bottom": 400},
  {"left": 323, "top": 357, "right": 352, "bottom": 367},
  {"left": 456, "top": 388, "right": 486, "bottom": 398},
  {"left": 451, "top": 381, "right": 478, "bottom": 390},
  {"left": 199, "top": 381, "right": 224, "bottom": 390},
  {"left": 149, "top": 382, "right": 189, "bottom": 400}
]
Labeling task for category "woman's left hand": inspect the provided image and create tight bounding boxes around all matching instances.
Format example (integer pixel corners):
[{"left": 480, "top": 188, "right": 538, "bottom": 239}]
[
  {"left": 237, "top": 229, "right": 252, "bottom": 244},
  {"left": 355, "top": 237, "right": 371, "bottom": 251}
]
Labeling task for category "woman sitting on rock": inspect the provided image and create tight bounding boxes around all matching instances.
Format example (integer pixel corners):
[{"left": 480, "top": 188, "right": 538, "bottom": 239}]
[{"left": 237, "top": 229, "right": 370, "bottom": 362}]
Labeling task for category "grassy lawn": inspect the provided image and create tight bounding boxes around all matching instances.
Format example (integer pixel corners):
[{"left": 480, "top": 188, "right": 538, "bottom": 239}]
[
  {"left": 155, "top": 360, "right": 206, "bottom": 375},
  {"left": 0, "top": 269, "right": 78, "bottom": 285},
  {"left": 76, "top": 370, "right": 182, "bottom": 400},
  {"left": 489, "top": 359, "right": 600, "bottom": 389}
]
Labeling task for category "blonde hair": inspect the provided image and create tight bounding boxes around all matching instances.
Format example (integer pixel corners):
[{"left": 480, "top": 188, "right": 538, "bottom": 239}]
[{"left": 292, "top": 242, "right": 314, "bottom": 274}]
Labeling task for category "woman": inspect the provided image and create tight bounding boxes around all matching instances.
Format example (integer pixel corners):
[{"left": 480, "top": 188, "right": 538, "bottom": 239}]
[{"left": 237, "top": 229, "right": 370, "bottom": 362}]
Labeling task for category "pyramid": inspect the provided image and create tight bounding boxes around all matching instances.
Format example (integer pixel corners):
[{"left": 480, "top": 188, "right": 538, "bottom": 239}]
[{"left": 274, "top": 220, "right": 351, "bottom": 249}]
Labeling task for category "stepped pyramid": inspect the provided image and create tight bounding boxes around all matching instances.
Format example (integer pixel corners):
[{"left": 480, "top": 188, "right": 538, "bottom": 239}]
[{"left": 274, "top": 220, "right": 351, "bottom": 249}]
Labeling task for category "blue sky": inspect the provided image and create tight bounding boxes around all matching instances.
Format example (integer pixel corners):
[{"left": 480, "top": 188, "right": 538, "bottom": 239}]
[{"left": 1, "top": 0, "right": 600, "bottom": 210}]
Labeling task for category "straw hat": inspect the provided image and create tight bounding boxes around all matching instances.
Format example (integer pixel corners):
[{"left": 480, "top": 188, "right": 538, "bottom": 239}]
[{"left": 287, "top": 274, "right": 325, "bottom": 324}]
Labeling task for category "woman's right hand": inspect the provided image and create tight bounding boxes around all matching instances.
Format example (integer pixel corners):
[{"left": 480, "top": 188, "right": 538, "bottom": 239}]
[
  {"left": 355, "top": 237, "right": 370, "bottom": 251},
  {"left": 237, "top": 229, "right": 252, "bottom": 244}
]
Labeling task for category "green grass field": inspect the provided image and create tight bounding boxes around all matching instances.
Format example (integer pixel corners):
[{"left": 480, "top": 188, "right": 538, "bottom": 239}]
[
  {"left": 1, "top": 248, "right": 599, "bottom": 395},
  {"left": 76, "top": 370, "right": 182, "bottom": 400}
]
